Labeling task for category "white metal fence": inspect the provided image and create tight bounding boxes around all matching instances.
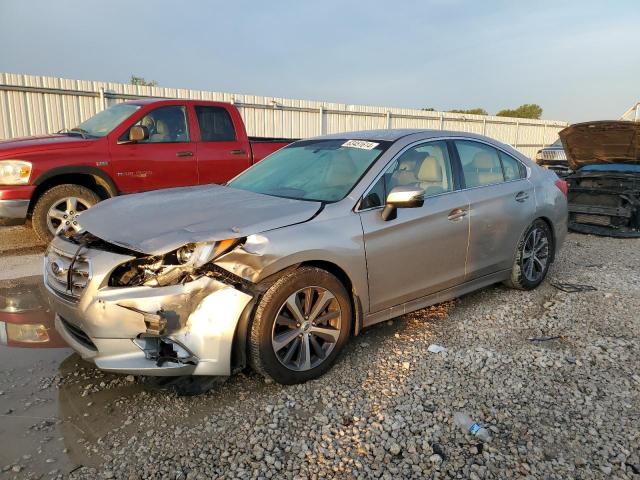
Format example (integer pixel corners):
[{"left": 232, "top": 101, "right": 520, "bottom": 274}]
[{"left": 0, "top": 73, "right": 568, "bottom": 158}]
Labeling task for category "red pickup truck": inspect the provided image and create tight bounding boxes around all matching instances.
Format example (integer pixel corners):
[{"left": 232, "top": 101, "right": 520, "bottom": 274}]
[{"left": 0, "top": 99, "right": 293, "bottom": 241}]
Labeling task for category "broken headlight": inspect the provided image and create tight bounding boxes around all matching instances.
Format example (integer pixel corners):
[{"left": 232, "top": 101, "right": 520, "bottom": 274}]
[
  {"left": 175, "top": 239, "right": 238, "bottom": 268},
  {"left": 109, "top": 239, "right": 242, "bottom": 287}
]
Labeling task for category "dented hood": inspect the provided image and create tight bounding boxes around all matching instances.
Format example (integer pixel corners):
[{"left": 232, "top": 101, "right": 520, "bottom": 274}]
[
  {"left": 78, "top": 184, "right": 322, "bottom": 255},
  {"left": 559, "top": 121, "right": 640, "bottom": 171}
]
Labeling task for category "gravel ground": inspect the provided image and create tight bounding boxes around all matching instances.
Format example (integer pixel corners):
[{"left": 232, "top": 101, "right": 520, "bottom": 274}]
[{"left": 1, "top": 232, "right": 639, "bottom": 479}]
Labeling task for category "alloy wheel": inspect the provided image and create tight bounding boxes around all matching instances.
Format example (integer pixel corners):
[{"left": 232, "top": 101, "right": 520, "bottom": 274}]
[
  {"left": 522, "top": 227, "right": 549, "bottom": 282},
  {"left": 271, "top": 286, "right": 342, "bottom": 372},
  {"left": 46, "top": 196, "right": 92, "bottom": 236}
]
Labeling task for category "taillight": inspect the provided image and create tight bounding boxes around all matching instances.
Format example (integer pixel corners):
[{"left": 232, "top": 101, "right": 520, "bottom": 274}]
[{"left": 554, "top": 179, "right": 568, "bottom": 197}]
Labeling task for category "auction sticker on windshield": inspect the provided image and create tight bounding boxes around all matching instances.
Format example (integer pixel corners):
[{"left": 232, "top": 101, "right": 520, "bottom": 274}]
[{"left": 342, "top": 140, "right": 379, "bottom": 150}]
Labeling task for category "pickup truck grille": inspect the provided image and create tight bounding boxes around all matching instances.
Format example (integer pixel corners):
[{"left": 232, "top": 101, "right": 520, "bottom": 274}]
[
  {"left": 541, "top": 149, "right": 567, "bottom": 161},
  {"left": 45, "top": 245, "right": 91, "bottom": 302}
]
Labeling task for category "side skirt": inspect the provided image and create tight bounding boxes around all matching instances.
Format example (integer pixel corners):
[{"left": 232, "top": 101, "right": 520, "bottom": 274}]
[{"left": 363, "top": 269, "right": 511, "bottom": 327}]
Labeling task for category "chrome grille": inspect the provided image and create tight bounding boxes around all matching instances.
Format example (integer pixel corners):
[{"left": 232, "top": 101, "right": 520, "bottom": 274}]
[
  {"left": 541, "top": 149, "right": 567, "bottom": 161},
  {"left": 45, "top": 245, "right": 91, "bottom": 302}
]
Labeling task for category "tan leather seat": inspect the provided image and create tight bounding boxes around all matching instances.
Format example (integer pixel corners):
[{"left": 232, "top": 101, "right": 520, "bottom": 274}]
[
  {"left": 468, "top": 152, "right": 503, "bottom": 186},
  {"left": 150, "top": 119, "right": 171, "bottom": 142},
  {"left": 417, "top": 156, "right": 444, "bottom": 195}
]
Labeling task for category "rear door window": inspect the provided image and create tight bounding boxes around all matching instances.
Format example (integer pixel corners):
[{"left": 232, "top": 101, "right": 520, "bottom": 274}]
[
  {"left": 195, "top": 106, "right": 236, "bottom": 142},
  {"left": 454, "top": 140, "right": 505, "bottom": 188}
]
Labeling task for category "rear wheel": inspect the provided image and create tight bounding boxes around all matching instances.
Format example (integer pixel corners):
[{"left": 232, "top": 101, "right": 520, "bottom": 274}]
[
  {"left": 32, "top": 184, "right": 100, "bottom": 242},
  {"left": 249, "top": 267, "right": 352, "bottom": 384},
  {"left": 505, "top": 219, "right": 553, "bottom": 290}
]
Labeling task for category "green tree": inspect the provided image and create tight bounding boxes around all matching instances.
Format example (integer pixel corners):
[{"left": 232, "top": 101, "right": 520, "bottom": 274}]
[
  {"left": 130, "top": 75, "right": 159, "bottom": 87},
  {"left": 496, "top": 104, "right": 542, "bottom": 119},
  {"left": 421, "top": 107, "right": 437, "bottom": 111},
  {"left": 448, "top": 108, "right": 488, "bottom": 115}
]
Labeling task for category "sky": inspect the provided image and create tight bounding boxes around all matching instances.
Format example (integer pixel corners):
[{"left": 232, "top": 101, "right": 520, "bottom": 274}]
[{"left": 0, "top": 0, "right": 638, "bottom": 123}]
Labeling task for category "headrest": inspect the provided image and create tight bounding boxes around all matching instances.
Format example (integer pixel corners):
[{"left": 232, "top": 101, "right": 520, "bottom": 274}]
[
  {"left": 418, "top": 157, "right": 442, "bottom": 182},
  {"left": 472, "top": 152, "right": 496, "bottom": 169},
  {"left": 155, "top": 119, "right": 169, "bottom": 135}
]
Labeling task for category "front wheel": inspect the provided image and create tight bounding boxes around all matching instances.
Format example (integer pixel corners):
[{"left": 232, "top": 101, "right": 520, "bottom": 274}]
[
  {"left": 249, "top": 267, "right": 352, "bottom": 384},
  {"left": 32, "top": 184, "right": 100, "bottom": 242},
  {"left": 505, "top": 219, "right": 553, "bottom": 290}
]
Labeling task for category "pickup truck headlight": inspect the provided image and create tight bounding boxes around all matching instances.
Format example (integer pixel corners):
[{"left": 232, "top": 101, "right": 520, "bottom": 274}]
[
  {"left": 534, "top": 151, "right": 543, "bottom": 162},
  {"left": 0, "top": 160, "right": 32, "bottom": 185}
]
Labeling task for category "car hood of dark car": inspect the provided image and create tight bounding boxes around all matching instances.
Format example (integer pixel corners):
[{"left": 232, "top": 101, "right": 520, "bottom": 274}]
[
  {"left": 78, "top": 184, "right": 322, "bottom": 255},
  {"left": 559, "top": 121, "right": 640, "bottom": 171}
]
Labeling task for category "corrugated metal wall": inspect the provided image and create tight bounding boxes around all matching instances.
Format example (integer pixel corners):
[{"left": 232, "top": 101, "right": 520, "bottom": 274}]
[{"left": 0, "top": 73, "right": 568, "bottom": 158}]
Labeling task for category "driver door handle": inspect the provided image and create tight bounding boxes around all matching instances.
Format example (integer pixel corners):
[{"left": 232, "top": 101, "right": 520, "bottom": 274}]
[
  {"left": 447, "top": 207, "right": 468, "bottom": 221},
  {"left": 176, "top": 151, "right": 193, "bottom": 157},
  {"left": 515, "top": 191, "right": 529, "bottom": 202}
]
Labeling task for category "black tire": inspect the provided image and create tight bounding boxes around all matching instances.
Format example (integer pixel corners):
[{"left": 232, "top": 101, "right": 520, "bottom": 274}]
[
  {"left": 505, "top": 219, "right": 554, "bottom": 290},
  {"left": 32, "top": 184, "right": 100, "bottom": 242},
  {"left": 249, "top": 267, "right": 352, "bottom": 385}
]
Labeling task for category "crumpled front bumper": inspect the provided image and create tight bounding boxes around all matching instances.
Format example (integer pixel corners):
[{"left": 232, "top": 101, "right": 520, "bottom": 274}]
[{"left": 46, "top": 237, "right": 253, "bottom": 376}]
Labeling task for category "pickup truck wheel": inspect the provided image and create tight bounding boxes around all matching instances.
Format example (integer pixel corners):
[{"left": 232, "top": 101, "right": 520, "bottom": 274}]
[
  {"left": 249, "top": 267, "right": 352, "bottom": 385},
  {"left": 504, "top": 219, "right": 553, "bottom": 290},
  {"left": 32, "top": 184, "right": 100, "bottom": 242}
]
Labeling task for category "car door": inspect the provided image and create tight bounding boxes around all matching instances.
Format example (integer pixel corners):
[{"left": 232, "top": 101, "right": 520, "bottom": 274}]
[
  {"left": 452, "top": 139, "right": 535, "bottom": 280},
  {"left": 358, "top": 140, "right": 470, "bottom": 313},
  {"left": 192, "top": 105, "right": 252, "bottom": 184},
  {"left": 109, "top": 105, "right": 198, "bottom": 193}
]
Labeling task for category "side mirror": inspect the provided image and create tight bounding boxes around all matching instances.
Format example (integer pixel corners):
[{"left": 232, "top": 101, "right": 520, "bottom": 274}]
[
  {"left": 381, "top": 186, "right": 424, "bottom": 221},
  {"left": 128, "top": 125, "right": 149, "bottom": 142}
]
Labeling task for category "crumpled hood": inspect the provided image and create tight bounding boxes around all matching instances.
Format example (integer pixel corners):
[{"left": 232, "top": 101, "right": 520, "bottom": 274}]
[
  {"left": 78, "top": 184, "right": 322, "bottom": 255},
  {"left": 559, "top": 121, "right": 640, "bottom": 171}
]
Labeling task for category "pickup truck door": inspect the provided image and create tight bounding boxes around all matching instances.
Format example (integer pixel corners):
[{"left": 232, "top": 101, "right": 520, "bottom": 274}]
[
  {"left": 191, "top": 104, "right": 252, "bottom": 184},
  {"left": 109, "top": 104, "right": 198, "bottom": 193}
]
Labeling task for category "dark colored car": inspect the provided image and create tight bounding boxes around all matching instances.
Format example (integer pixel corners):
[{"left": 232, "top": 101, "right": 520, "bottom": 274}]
[
  {"left": 534, "top": 138, "right": 571, "bottom": 177},
  {"left": 0, "top": 99, "right": 293, "bottom": 241},
  {"left": 561, "top": 121, "right": 640, "bottom": 237}
]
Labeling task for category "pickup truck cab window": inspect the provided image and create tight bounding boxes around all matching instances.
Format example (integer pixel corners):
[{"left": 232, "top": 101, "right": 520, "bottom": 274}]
[
  {"left": 360, "top": 141, "right": 454, "bottom": 209},
  {"left": 195, "top": 106, "right": 236, "bottom": 141},
  {"left": 129, "top": 105, "right": 189, "bottom": 143}
]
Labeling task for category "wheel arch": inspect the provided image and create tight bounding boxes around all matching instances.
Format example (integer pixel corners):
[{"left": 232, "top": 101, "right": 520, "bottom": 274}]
[
  {"left": 536, "top": 215, "right": 557, "bottom": 262},
  {"left": 29, "top": 167, "right": 118, "bottom": 214},
  {"left": 230, "top": 259, "right": 364, "bottom": 373}
]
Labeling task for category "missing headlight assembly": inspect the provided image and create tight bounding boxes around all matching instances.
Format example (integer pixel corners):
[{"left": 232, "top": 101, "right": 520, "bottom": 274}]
[{"left": 109, "top": 238, "right": 245, "bottom": 288}]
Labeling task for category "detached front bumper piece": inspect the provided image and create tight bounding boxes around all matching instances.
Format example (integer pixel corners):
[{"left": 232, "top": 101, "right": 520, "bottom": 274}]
[{"left": 46, "top": 236, "right": 253, "bottom": 376}]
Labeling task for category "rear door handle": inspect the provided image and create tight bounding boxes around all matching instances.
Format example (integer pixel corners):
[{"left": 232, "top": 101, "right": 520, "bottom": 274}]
[
  {"left": 447, "top": 207, "right": 468, "bottom": 221},
  {"left": 230, "top": 149, "right": 247, "bottom": 155},
  {"left": 515, "top": 191, "right": 529, "bottom": 202},
  {"left": 176, "top": 151, "right": 193, "bottom": 157}
]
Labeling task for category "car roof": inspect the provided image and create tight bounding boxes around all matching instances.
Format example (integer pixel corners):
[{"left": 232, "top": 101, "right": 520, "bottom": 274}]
[{"left": 314, "top": 129, "right": 501, "bottom": 143}]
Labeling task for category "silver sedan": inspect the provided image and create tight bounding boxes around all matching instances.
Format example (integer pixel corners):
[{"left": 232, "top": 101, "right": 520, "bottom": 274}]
[{"left": 45, "top": 130, "right": 568, "bottom": 384}]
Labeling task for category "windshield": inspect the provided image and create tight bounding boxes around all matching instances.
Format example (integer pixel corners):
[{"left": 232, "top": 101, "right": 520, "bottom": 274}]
[
  {"left": 551, "top": 138, "right": 563, "bottom": 148},
  {"left": 229, "top": 139, "right": 390, "bottom": 202},
  {"left": 73, "top": 103, "right": 141, "bottom": 137}
]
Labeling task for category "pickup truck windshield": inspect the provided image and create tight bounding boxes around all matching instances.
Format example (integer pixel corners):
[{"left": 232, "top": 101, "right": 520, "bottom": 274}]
[
  {"left": 229, "top": 139, "right": 390, "bottom": 202},
  {"left": 73, "top": 103, "right": 141, "bottom": 138}
]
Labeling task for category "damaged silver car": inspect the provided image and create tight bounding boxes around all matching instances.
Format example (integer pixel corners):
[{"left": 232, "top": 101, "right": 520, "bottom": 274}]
[
  {"left": 45, "top": 130, "right": 567, "bottom": 384},
  {"left": 561, "top": 121, "right": 640, "bottom": 237}
]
